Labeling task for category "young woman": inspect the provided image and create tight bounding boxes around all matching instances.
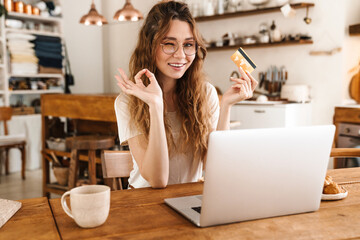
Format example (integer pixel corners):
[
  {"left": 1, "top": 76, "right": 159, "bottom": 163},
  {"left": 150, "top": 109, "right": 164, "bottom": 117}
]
[{"left": 115, "top": 1, "right": 257, "bottom": 189}]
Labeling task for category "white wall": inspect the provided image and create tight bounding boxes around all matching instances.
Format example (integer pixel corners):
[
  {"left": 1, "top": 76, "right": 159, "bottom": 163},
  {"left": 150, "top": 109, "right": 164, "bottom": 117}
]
[
  {"left": 101, "top": 0, "right": 156, "bottom": 93},
  {"left": 60, "top": 0, "right": 104, "bottom": 93}
]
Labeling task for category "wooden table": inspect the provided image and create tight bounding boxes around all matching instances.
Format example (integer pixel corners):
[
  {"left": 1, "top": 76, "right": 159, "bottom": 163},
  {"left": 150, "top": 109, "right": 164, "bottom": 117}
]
[
  {"left": 3, "top": 168, "right": 360, "bottom": 239},
  {"left": 47, "top": 168, "right": 360, "bottom": 240},
  {"left": 1, "top": 197, "right": 60, "bottom": 240}
]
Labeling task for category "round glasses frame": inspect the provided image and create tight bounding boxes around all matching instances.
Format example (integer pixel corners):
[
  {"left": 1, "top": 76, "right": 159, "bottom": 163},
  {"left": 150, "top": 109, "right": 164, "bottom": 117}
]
[{"left": 160, "top": 41, "right": 199, "bottom": 56}]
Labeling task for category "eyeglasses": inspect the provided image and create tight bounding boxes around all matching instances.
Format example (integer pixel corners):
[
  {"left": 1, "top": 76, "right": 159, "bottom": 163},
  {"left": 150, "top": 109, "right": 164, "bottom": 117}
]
[{"left": 160, "top": 40, "right": 198, "bottom": 56}]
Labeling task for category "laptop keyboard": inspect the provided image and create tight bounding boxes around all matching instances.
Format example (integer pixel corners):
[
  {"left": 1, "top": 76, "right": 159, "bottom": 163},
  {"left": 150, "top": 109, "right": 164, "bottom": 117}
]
[{"left": 192, "top": 206, "right": 202, "bottom": 214}]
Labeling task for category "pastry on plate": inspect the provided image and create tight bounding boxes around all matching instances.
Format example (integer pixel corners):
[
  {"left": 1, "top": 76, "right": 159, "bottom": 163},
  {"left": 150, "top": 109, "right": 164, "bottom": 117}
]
[
  {"left": 324, "top": 175, "right": 333, "bottom": 186},
  {"left": 323, "top": 175, "right": 345, "bottom": 194},
  {"left": 323, "top": 182, "right": 345, "bottom": 194}
]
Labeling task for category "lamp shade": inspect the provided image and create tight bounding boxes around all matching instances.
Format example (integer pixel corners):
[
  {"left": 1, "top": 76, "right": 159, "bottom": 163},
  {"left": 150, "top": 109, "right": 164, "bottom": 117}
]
[
  {"left": 113, "top": 0, "right": 143, "bottom": 22},
  {"left": 80, "top": 1, "right": 108, "bottom": 26}
]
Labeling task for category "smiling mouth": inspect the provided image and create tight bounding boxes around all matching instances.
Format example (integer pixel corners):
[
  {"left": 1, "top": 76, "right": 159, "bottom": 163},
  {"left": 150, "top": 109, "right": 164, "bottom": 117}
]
[{"left": 168, "top": 63, "right": 186, "bottom": 67}]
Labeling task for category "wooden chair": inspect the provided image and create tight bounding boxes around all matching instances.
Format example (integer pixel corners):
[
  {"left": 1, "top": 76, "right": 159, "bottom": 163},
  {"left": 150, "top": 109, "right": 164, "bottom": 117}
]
[
  {"left": 330, "top": 148, "right": 360, "bottom": 168},
  {"left": 331, "top": 148, "right": 360, "bottom": 158},
  {"left": 99, "top": 148, "right": 357, "bottom": 191},
  {"left": 101, "top": 150, "right": 133, "bottom": 190},
  {"left": 66, "top": 135, "right": 115, "bottom": 189},
  {"left": 0, "top": 107, "right": 26, "bottom": 179}
]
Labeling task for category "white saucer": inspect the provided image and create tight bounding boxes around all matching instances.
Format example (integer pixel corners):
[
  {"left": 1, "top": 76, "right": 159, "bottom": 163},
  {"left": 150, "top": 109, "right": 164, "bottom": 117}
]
[{"left": 321, "top": 190, "right": 348, "bottom": 201}]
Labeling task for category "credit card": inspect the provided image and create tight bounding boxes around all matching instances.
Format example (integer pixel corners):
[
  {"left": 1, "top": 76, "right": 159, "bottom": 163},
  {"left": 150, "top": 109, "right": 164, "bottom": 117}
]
[{"left": 230, "top": 47, "right": 257, "bottom": 73}]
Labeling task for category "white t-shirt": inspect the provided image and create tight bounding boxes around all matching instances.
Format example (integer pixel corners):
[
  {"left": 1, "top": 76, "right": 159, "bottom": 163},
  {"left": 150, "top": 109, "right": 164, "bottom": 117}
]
[{"left": 114, "top": 82, "right": 219, "bottom": 188}]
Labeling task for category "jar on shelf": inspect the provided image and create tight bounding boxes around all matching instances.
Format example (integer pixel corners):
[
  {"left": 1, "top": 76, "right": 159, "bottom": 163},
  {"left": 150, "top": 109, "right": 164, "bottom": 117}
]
[
  {"left": 4, "top": 0, "right": 14, "bottom": 12},
  {"left": 217, "top": 0, "right": 224, "bottom": 14},
  {"left": 258, "top": 22, "right": 270, "bottom": 43},
  {"left": 270, "top": 20, "right": 282, "bottom": 42},
  {"left": 203, "top": 0, "right": 215, "bottom": 16},
  {"left": 14, "top": 1, "right": 25, "bottom": 13},
  {"left": 32, "top": 7, "right": 40, "bottom": 15},
  {"left": 25, "top": 4, "right": 32, "bottom": 15}
]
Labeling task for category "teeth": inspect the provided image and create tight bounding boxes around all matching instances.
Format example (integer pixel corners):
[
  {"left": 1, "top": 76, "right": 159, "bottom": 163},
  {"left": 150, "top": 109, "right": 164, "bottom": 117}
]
[{"left": 169, "top": 63, "right": 185, "bottom": 67}]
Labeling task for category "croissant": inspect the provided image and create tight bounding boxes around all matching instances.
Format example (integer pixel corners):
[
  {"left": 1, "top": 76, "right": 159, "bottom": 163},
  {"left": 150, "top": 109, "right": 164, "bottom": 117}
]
[
  {"left": 323, "top": 182, "right": 345, "bottom": 194},
  {"left": 324, "top": 175, "right": 333, "bottom": 187}
]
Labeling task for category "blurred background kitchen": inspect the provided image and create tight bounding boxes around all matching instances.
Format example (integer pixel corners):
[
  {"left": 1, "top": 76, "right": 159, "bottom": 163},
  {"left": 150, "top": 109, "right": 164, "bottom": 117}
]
[
  {"left": 59, "top": 0, "right": 360, "bottom": 125},
  {"left": 0, "top": 0, "right": 359, "bottom": 199}
]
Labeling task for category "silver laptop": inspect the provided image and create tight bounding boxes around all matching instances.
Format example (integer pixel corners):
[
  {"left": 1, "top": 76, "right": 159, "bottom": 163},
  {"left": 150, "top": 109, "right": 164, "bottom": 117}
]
[{"left": 165, "top": 125, "right": 335, "bottom": 227}]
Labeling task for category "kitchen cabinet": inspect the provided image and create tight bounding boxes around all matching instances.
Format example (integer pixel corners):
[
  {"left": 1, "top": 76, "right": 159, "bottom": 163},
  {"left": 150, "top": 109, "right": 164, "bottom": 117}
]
[
  {"left": 0, "top": 8, "right": 65, "bottom": 107},
  {"left": 230, "top": 102, "right": 311, "bottom": 129},
  {"left": 195, "top": 2, "right": 314, "bottom": 50},
  {"left": 333, "top": 106, "right": 360, "bottom": 168}
]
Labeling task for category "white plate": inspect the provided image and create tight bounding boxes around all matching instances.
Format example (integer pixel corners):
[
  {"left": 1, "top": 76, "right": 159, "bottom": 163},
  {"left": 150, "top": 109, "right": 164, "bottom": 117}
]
[{"left": 321, "top": 190, "right": 348, "bottom": 201}]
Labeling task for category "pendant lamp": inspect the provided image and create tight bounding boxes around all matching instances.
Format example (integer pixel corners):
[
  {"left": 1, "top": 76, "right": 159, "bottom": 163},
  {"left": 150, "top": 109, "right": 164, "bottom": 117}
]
[
  {"left": 113, "top": 0, "right": 143, "bottom": 22},
  {"left": 79, "top": 0, "right": 108, "bottom": 26}
]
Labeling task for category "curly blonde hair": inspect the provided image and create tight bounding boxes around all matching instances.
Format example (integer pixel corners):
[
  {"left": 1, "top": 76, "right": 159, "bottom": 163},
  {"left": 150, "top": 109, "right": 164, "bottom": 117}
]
[{"left": 127, "top": 1, "right": 212, "bottom": 160}]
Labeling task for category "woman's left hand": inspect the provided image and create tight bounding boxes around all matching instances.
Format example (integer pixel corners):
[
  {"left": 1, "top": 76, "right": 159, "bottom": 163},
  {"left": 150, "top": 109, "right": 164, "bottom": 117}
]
[{"left": 222, "top": 66, "right": 258, "bottom": 107}]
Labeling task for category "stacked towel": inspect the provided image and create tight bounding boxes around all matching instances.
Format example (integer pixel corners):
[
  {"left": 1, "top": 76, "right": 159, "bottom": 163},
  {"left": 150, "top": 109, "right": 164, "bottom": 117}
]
[
  {"left": 33, "top": 35, "right": 63, "bottom": 74},
  {"left": 7, "top": 33, "right": 38, "bottom": 75}
]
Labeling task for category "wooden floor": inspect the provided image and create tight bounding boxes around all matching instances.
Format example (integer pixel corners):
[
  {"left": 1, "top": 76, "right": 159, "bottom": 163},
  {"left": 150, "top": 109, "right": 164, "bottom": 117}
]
[{"left": 0, "top": 169, "right": 60, "bottom": 200}]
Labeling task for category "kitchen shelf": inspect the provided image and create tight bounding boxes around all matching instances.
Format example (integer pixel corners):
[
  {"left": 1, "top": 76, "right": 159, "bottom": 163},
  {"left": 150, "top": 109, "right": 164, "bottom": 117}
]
[
  {"left": 9, "top": 73, "right": 64, "bottom": 78},
  {"left": 6, "top": 28, "right": 61, "bottom": 37},
  {"left": 195, "top": 2, "right": 315, "bottom": 22},
  {"left": 0, "top": 6, "right": 65, "bottom": 107},
  {"left": 207, "top": 39, "right": 313, "bottom": 51},
  {"left": 10, "top": 89, "right": 64, "bottom": 95},
  {"left": 349, "top": 24, "right": 360, "bottom": 36},
  {"left": 7, "top": 12, "right": 62, "bottom": 23}
]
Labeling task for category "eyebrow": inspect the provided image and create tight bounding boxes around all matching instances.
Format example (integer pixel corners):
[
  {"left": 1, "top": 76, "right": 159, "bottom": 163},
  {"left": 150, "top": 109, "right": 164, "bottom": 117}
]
[{"left": 163, "top": 37, "right": 195, "bottom": 41}]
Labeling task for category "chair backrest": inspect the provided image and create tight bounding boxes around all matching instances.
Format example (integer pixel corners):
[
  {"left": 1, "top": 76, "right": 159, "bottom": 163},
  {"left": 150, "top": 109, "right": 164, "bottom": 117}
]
[
  {"left": 0, "top": 107, "right": 12, "bottom": 135},
  {"left": 101, "top": 150, "right": 133, "bottom": 190},
  {"left": 330, "top": 148, "right": 360, "bottom": 158}
]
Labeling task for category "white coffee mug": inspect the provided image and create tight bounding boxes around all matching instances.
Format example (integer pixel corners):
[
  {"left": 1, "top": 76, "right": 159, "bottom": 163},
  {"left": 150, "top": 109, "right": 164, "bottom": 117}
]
[{"left": 61, "top": 185, "right": 110, "bottom": 228}]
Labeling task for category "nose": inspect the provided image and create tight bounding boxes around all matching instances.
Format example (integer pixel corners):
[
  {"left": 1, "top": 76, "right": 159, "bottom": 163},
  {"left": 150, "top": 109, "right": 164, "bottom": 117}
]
[{"left": 173, "top": 45, "right": 186, "bottom": 58}]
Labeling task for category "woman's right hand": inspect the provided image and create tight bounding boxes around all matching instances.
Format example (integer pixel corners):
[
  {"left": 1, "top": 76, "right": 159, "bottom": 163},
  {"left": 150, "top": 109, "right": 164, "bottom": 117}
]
[{"left": 115, "top": 68, "right": 163, "bottom": 107}]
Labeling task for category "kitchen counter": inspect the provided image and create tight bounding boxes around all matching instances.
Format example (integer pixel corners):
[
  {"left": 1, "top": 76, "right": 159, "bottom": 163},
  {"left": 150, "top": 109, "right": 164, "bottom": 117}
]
[
  {"left": 235, "top": 100, "right": 310, "bottom": 106},
  {"left": 335, "top": 104, "right": 360, "bottom": 108},
  {"left": 231, "top": 102, "right": 312, "bottom": 129}
]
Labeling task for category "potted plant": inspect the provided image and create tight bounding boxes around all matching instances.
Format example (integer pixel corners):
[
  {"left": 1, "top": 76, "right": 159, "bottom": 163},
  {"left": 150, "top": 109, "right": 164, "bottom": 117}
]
[{"left": 0, "top": 4, "right": 8, "bottom": 17}]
